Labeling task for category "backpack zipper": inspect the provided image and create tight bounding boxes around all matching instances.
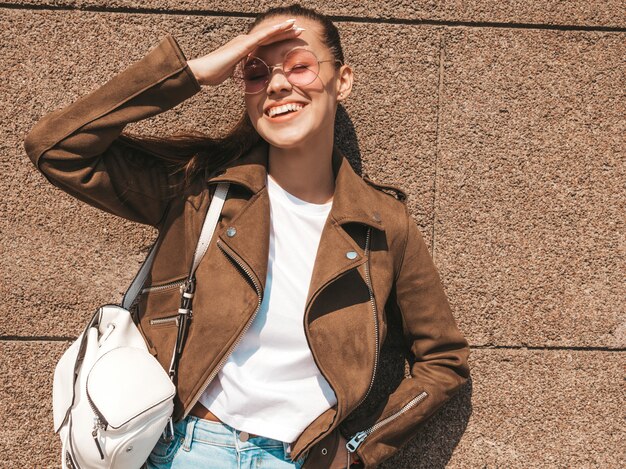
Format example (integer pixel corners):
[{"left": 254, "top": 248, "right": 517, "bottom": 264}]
[
  {"left": 181, "top": 238, "right": 263, "bottom": 419},
  {"left": 345, "top": 390, "right": 429, "bottom": 455},
  {"left": 85, "top": 382, "right": 108, "bottom": 460},
  {"left": 85, "top": 347, "right": 179, "bottom": 459},
  {"left": 65, "top": 449, "right": 80, "bottom": 469}
]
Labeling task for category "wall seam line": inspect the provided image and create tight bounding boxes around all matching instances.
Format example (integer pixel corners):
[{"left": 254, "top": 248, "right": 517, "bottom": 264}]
[
  {"left": 2, "top": 4, "right": 625, "bottom": 32},
  {"left": 432, "top": 28, "right": 445, "bottom": 262}
]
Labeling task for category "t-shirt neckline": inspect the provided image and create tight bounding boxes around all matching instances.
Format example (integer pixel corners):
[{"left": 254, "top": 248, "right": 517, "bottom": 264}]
[{"left": 266, "top": 173, "right": 333, "bottom": 215}]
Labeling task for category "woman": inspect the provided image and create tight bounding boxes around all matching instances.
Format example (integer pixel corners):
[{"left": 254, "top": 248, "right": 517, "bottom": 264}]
[{"left": 24, "top": 4, "right": 470, "bottom": 469}]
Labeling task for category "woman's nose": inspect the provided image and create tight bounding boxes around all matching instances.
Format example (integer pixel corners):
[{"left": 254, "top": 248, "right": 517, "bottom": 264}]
[{"left": 266, "top": 68, "right": 292, "bottom": 95}]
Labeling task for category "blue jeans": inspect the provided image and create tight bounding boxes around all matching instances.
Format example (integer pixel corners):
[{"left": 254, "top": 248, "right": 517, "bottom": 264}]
[{"left": 145, "top": 415, "right": 309, "bottom": 469}]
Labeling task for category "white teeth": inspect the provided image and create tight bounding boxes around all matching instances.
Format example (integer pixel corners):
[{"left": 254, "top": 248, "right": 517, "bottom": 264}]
[{"left": 268, "top": 103, "right": 304, "bottom": 117}]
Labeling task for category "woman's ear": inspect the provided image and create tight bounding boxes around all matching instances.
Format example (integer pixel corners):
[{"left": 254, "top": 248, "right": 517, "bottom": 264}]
[{"left": 336, "top": 64, "right": 353, "bottom": 102}]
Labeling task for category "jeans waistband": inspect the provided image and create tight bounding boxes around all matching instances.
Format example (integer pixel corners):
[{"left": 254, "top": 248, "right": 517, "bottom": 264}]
[{"left": 174, "top": 415, "right": 298, "bottom": 459}]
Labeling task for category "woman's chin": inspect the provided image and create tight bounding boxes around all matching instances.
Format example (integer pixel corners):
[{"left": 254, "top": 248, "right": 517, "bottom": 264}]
[{"left": 260, "top": 127, "right": 311, "bottom": 149}]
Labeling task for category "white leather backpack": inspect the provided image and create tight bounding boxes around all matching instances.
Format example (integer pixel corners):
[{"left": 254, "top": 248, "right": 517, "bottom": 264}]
[{"left": 52, "top": 182, "right": 229, "bottom": 469}]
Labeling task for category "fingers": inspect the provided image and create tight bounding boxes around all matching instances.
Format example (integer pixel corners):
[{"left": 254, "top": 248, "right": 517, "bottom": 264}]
[
  {"left": 250, "top": 18, "right": 305, "bottom": 48},
  {"left": 192, "top": 18, "right": 305, "bottom": 87},
  {"left": 271, "top": 18, "right": 297, "bottom": 30}
]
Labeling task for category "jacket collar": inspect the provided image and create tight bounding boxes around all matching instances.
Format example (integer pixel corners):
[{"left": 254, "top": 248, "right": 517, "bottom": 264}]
[{"left": 207, "top": 139, "right": 385, "bottom": 231}]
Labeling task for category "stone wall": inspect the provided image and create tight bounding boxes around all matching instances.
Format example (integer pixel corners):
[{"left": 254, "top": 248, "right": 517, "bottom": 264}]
[{"left": 4, "top": 2, "right": 624, "bottom": 467}]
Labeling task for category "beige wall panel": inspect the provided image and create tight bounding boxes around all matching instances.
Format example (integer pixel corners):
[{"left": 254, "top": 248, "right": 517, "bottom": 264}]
[
  {"left": 0, "top": 341, "right": 68, "bottom": 468},
  {"left": 7, "top": 10, "right": 440, "bottom": 336},
  {"left": 3, "top": 0, "right": 625, "bottom": 28},
  {"left": 432, "top": 1, "right": 625, "bottom": 28},
  {"left": 5, "top": 5, "right": 624, "bottom": 469},
  {"left": 447, "top": 348, "right": 625, "bottom": 469},
  {"left": 2, "top": 342, "right": 623, "bottom": 468},
  {"left": 436, "top": 28, "right": 625, "bottom": 348}
]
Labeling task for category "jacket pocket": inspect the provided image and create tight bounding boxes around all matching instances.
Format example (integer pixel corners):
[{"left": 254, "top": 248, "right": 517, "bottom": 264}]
[
  {"left": 137, "top": 276, "right": 188, "bottom": 369},
  {"left": 149, "top": 313, "right": 179, "bottom": 328},
  {"left": 140, "top": 277, "right": 187, "bottom": 295},
  {"left": 345, "top": 390, "right": 429, "bottom": 455}
]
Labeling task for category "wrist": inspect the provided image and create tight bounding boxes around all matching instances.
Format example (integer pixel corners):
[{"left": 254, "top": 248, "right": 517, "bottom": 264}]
[{"left": 186, "top": 59, "right": 205, "bottom": 86}]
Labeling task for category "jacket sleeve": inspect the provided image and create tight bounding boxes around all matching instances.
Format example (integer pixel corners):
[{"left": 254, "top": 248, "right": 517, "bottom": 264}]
[
  {"left": 23, "top": 33, "right": 202, "bottom": 228},
  {"left": 347, "top": 206, "right": 471, "bottom": 468}
]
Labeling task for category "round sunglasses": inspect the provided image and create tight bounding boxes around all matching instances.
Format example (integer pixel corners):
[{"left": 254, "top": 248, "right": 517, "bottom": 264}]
[{"left": 232, "top": 48, "right": 343, "bottom": 94}]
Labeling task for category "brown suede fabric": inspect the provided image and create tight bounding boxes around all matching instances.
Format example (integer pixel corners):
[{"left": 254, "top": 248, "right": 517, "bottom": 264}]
[{"left": 23, "top": 33, "right": 470, "bottom": 469}]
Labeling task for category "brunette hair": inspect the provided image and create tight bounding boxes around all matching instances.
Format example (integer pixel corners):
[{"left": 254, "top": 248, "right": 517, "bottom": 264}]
[{"left": 119, "top": 3, "right": 345, "bottom": 197}]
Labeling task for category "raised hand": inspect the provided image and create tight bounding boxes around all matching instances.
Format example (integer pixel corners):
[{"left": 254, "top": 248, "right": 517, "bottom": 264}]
[{"left": 187, "top": 18, "right": 305, "bottom": 87}]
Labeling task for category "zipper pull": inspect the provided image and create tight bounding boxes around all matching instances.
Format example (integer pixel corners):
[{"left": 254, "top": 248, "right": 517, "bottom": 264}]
[
  {"left": 346, "top": 431, "right": 368, "bottom": 453},
  {"left": 92, "top": 417, "right": 105, "bottom": 460},
  {"left": 347, "top": 444, "right": 352, "bottom": 468}
]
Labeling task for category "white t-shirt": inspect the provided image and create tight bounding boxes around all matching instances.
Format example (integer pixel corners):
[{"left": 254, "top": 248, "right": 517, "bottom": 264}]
[{"left": 198, "top": 172, "right": 337, "bottom": 443}]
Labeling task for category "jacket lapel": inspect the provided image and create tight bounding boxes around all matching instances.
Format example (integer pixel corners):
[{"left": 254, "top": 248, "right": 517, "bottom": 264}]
[{"left": 206, "top": 139, "right": 387, "bottom": 306}]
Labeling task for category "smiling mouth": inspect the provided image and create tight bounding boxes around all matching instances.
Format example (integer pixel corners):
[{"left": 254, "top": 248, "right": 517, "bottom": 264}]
[{"left": 265, "top": 103, "right": 308, "bottom": 119}]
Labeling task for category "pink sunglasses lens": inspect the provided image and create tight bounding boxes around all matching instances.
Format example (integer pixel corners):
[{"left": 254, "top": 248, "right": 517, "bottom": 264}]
[{"left": 236, "top": 50, "right": 320, "bottom": 93}]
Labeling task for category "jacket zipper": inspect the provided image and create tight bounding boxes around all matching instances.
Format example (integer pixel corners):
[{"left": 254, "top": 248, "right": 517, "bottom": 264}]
[
  {"left": 149, "top": 315, "right": 179, "bottom": 326},
  {"left": 290, "top": 225, "right": 379, "bottom": 463},
  {"left": 140, "top": 280, "right": 187, "bottom": 325},
  {"left": 343, "top": 226, "right": 379, "bottom": 469},
  {"left": 141, "top": 278, "right": 187, "bottom": 294},
  {"left": 353, "top": 226, "right": 379, "bottom": 410},
  {"left": 181, "top": 238, "right": 263, "bottom": 419},
  {"left": 345, "top": 390, "right": 429, "bottom": 455},
  {"left": 131, "top": 278, "right": 187, "bottom": 322}
]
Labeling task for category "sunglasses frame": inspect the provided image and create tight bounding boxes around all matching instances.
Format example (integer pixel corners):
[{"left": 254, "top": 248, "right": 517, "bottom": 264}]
[{"left": 232, "top": 47, "right": 344, "bottom": 94}]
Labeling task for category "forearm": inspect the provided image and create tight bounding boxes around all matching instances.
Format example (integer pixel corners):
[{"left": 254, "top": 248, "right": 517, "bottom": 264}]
[{"left": 23, "top": 33, "right": 202, "bottom": 226}]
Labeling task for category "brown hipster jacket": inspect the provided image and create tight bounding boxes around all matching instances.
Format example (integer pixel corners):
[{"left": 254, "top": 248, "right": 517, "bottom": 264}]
[{"left": 23, "top": 34, "right": 471, "bottom": 469}]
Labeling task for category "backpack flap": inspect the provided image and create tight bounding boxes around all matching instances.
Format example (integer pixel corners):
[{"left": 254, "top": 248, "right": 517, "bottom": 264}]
[{"left": 86, "top": 347, "right": 175, "bottom": 429}]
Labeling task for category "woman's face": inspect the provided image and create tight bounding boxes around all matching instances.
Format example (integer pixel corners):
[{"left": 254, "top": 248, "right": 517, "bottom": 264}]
[{"left": 243, "top": 16, "right": 350, "bottom": 149}]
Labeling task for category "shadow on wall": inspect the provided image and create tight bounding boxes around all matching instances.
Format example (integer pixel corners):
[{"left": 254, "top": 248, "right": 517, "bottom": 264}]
[{"left": 335, "top": 104, "right": 365, "bottom": 175}]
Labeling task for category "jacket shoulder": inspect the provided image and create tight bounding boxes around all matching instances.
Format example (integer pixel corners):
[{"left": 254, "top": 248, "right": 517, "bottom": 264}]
[{"left": 362, "top": 174, "right": 408, "bottom": 205}]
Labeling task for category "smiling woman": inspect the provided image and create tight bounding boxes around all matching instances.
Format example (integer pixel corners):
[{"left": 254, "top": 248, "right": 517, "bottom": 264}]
[
  {"left": 239, "top": 15, "right": 350, "bottom": 190},
  {"left": 24, "top": 2, "right": 470, "bottom": 469},
  {"left": 114, "top": 5, "right": 351, "bottom": 204}
]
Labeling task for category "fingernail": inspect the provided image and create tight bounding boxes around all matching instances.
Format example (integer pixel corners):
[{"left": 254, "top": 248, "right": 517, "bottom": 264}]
[
  {"left": 274, "top": 19, "right": 297, "bottom": 29},
  {"left": 293, "top": 27, "right": 306, "bottom": 32}
]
